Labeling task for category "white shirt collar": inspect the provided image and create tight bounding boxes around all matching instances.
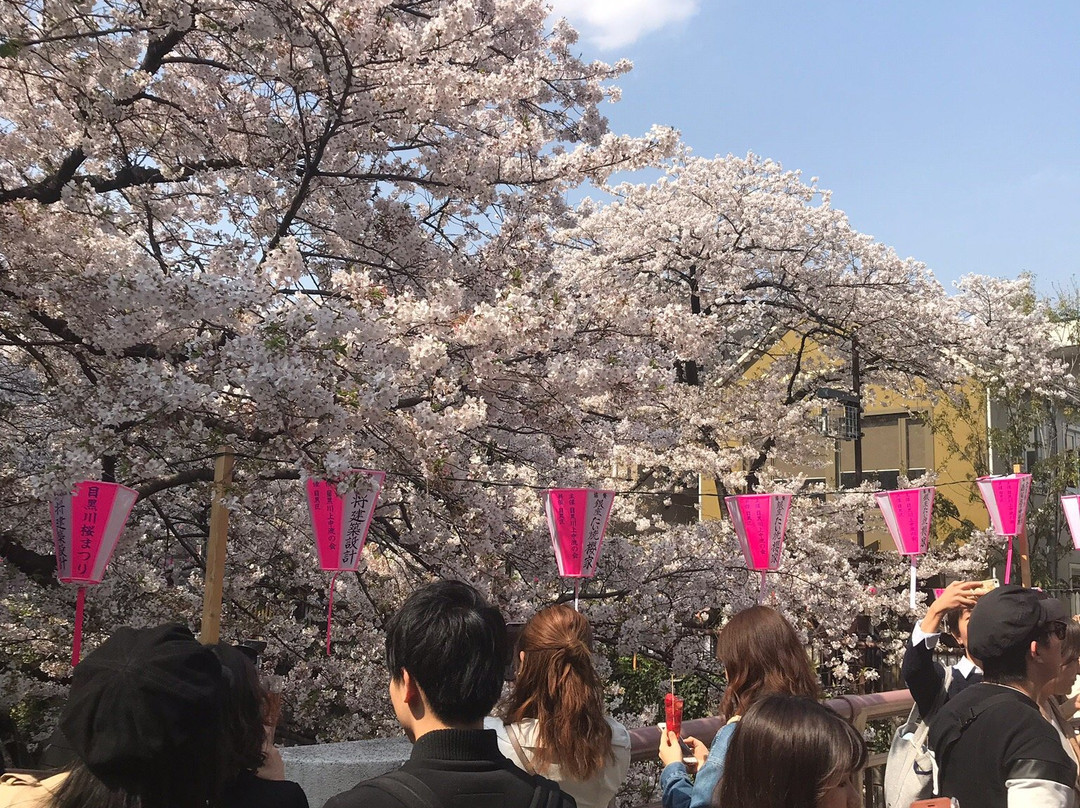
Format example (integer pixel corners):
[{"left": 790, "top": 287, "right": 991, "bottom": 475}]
[{"left": 954, "top": 655, "right": 981, "bottom": 677}]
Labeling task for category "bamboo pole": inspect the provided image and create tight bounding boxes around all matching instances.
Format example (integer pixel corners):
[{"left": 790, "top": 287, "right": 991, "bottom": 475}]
[
  {"left": 200, "top": 448, "right": 235, "bottom": 644},
  {"left": 1014, "top": 462, "right": 1032, "bottom": 588}
]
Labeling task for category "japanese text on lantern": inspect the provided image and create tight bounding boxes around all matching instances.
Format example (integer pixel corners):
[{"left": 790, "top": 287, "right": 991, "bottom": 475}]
[
  {"left": 76, "top": 485, "right": 101, "bottom": 576},
  {"left": 53, "top": 497, "right": 70, "bottom": 575},
  {"left": 767, "top": 498, "right": 785, "bottom": 568},
  {"left": 342, "top": 491, "right": 369, "bottom": 567}
]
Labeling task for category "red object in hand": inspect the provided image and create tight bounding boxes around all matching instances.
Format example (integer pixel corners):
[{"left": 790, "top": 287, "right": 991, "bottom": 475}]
[{"left": 664, "top": 693, "right": 684, "bottom": 737}]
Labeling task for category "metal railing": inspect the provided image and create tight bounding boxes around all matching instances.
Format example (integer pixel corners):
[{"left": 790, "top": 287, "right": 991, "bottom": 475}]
[{"left": 626, "top": 688, "right": 916, "bottom": 808}]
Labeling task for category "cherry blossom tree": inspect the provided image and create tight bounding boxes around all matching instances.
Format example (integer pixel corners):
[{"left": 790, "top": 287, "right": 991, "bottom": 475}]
[{"left": 0, "top": 0, "right": 1063, "bottom": 758}]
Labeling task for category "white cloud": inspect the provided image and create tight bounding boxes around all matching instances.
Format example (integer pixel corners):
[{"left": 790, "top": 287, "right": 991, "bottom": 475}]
[{"left": 548, "top": 0, "right": 701, "bottom": 51}]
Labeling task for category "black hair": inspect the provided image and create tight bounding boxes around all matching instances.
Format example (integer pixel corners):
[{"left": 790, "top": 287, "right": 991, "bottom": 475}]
[
  {"left": 51, "top": 756, "right": 218, "bottom": 808},
  {"left": 385, "top": 580, "right": 507, "bottom": 724},
  {"left": 1062, "top": 619, "right": 1080, "bottom": 662},
  {"left": 982, "top": 628, "right": 1054, "bottom": 684},
  {"left": 209, "top": 644, "right": 267, "bottom": 779}
]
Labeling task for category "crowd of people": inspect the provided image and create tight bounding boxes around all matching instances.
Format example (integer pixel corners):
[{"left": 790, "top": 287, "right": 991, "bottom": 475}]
[{"left": 2, "top": 579, "right": 1078, "bottom": 808}]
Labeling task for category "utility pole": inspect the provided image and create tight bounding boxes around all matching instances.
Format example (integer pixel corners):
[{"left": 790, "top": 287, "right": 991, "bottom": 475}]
[
  {"left": 852, "top": 334, "right": 865, "bottom": 547},
  {"left": 200, "top": 447, "right": 235, "bottom": 644},
  {"left": 1014, "top": 462, "right": 1032, "bottom": 587}
]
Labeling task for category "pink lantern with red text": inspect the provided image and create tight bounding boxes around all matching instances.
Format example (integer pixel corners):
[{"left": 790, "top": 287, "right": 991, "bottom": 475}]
[
  {"left": 874, "top": 487, "right": 935, "bottom": 609},
  {"left": 544, "top": 488, "right": 616, "bottom": 610},
  {"left": 1061, "top": 495, "right": 1080, "bottom": 551},
  {"left": 724, "top": 493, "right": 791, "bottom": 600},
  {"left": 306, "top": 470, "right": 385, "bottom": 654},
  {"left": 51, "top": 481, "right": 138, "bottom": 665},
  {"left": 976, "top": 473, "right": 1031, "bottom": 584}
]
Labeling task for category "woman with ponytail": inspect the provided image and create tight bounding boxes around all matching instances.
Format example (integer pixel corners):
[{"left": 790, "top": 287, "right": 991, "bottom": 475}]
[{"left": 486, "top": 605, "right": 631, "bottom": 808}]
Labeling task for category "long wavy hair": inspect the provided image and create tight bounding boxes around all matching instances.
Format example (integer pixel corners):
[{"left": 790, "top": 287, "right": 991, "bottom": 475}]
[
  {"left": 716, "top": 694, "right": 867, "bottom": 808},
  {"left": 716, "top": 605, "right": 821, "bottom": 721},
  {"left": 502, "top": 605, "right": 613, "bottom": 780}
]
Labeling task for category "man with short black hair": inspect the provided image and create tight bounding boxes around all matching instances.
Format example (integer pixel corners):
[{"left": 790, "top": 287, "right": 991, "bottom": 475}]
[
  {"left": 928, "top": 585, "right": 1077, "bottom": 808},
  {"left": 325, "top": 581, "right": 576, "bottom": 808}
]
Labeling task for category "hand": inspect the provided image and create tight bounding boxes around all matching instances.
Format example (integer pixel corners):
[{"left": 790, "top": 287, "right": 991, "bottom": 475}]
[
  {"left": 658, "top": 730, "right": 686, "bottom": 767},
  {"left": 256, "top": 725, "right": 286, "bottom": 781},
  {"left": 1065, "top": 692, "right": 1080, "bottom": 722},
  {"left": 684, "top": 735, "right": 708, "bottom": 769},
  {"left": 922, "top": 581, "right": 981, "bottom": 633}
]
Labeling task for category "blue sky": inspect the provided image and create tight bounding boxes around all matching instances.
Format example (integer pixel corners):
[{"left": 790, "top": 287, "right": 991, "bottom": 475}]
[{"left": 550, "top": 0, "right": 1080, "bottom": 300}]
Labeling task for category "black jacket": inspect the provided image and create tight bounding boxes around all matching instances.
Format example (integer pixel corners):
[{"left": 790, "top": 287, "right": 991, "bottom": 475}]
[
  {"left": 928, "top": 683, "right": 1077, "bottom": 808},
  {"left": 223, "top": 772, "right": 309, "bottom": 808},
  {"left": 900, "top": 637, "right": 981, "bottom": 717},
  {"left": 324, "top": 729, "right": 577, "bottom": 808}
]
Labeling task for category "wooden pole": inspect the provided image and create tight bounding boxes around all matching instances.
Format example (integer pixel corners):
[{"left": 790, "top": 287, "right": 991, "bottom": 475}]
[
  {"left": 1014, "top": 463, "right": 1032, "bottom": 588},
  {"left": 200, "top": 448, "right": 235, "bottom": 644}
]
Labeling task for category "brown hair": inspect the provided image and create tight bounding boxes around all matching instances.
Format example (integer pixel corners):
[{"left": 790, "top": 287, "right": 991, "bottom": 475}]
[
  {"left": 716, "top": 694, "right": 867, "bottom": 808},
  {"left": 502, "top": 605, "right": 613, "bottom": 780},
  {"left": 1064, "top": 618, "right": 1080, "bottom": 662},
  {"left": 716, "top": 605, "right": 821, "bottom": 720}
]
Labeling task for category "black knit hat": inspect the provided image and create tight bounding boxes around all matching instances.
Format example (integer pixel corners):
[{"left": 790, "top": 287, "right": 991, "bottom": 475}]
[
  {"left": 59, "top": 624, "right": 223, "bottom": 789},
  {"left": 967, "top": 585, "right": 1070, "bottom": 662}
]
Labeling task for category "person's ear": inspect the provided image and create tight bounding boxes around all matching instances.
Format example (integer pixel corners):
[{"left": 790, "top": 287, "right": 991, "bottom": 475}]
[{"left": 400, "top": 669, "right": 422, "bottom": 705}]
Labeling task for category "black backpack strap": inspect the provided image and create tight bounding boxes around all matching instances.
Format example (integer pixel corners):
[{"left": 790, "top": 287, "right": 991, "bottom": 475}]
[
  {"left": 526, "top": 777, "right": 566, "bottom": 808},
  {"left": 937, "top": 690, "right": 1018, "bottom": 762},
  {"left": 366, "top": 770, "right": 442, "bottom": 808}
]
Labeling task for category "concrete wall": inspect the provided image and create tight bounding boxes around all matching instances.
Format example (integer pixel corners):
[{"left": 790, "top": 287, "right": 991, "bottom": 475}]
[{"left": 281, "top": 737, "right": 412, "bottom": 808}]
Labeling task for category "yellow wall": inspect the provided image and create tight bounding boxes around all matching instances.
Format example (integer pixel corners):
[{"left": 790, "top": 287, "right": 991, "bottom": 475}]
[{"left": 700, "top": 335, "right": 991, "bottom": 553}]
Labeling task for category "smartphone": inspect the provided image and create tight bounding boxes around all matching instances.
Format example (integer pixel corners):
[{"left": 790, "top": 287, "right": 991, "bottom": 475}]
[
  {"left": 656, "top": 724, "right": 696, "bottom": 765},
  {"left": 909, "top": 799, "right": 958, "bottom": 807}
]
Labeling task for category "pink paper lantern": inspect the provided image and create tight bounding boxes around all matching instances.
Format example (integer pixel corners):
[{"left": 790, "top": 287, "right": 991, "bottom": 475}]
[
  {"left": 874, "top": 487, "right": 935, "bottom": 609},
  {"left": 724, "top": 493, "right": 791, "bottom": 599},
  {"left": 976, "top": 473, "right": 1032, "bottom": 584},
  {"left": 306, "top": 470, "right": 385, "bottom": 654},
  {"left": 544, "top": 488, "right": 615, "bottom": 609},
  {"left": 1062, "top": 495, "right": 1080, "bottom": 551},
  {"left": 51, "top": 481, "right": 138, "bottom": 665}
]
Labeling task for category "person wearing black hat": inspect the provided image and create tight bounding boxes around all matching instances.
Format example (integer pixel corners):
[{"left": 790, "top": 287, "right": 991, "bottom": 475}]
[
  {"left": 42, "top": 624, "right": 224, "bottom": 808},
  {"left": 928, "top": 585, "right": 1078, "bottom": 808}
]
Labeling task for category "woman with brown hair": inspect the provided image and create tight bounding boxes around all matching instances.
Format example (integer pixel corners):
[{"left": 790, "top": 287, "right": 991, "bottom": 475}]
[
  {"left": 209, "top": 644, "right": 308, "bottom": 808},
  {"left": 486, "top": 605, "right": 631, "bottom": 808},
  {"left": 716, "top": 694, "right": 867, "bottom": 808},
  {"left": 658, "top": 605, "right": 822, "bottom": 808}
]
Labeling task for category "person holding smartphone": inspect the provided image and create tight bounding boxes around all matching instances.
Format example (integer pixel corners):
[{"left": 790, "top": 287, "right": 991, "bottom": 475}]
[{"left": 658, "top": 605, "right": 821, "bottom": 808}]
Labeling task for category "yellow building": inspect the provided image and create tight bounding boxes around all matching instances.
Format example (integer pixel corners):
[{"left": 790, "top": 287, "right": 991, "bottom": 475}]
[{"left": 699, "top": 332, "right": 995, "bottom": 554}]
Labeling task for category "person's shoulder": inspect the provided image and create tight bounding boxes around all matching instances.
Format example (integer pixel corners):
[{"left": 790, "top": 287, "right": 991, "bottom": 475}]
[
  {"left": 323, "top": 779, "right": 406, "bottom": 808},
  {"left": 223, "top": 772, "right": 309, "bottom": 808},
  {"left": 279, "top": 779, "right": 309, "bottom": 808},
  {"left": 605, "top": 716, "right": 632, "bottom": 748},
  {"left": 484, "top": 716, "right": 508, "bottom": 739},
  {"left": 928, "top": 682, "right": 1001, "bottom": 747},
  {"left": 936, "top": 681, "right": 998, "bottom": 712},
  {"left": 531, "top": 772, "right": 577, "bottom": 808}
]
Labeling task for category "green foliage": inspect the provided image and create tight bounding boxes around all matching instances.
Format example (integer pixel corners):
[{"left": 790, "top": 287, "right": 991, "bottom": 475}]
[
  {"left": 609, "top": 653, "right": 719, "bottom": 722},
  {"left": 930, "top": 491, "right": 978, "bottom": 547}
]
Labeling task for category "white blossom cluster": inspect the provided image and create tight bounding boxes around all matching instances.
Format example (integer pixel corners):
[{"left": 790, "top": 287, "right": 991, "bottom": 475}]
[{"left": 0, "top": 0, "right": 1064, "bottom": 752}]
